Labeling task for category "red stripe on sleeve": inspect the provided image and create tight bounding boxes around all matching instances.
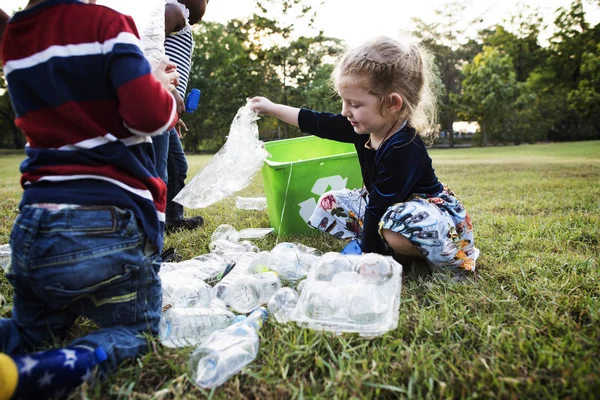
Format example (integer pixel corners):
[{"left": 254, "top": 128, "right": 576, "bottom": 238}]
[{"left": 117, "top": 74, "right": 177, "bottom": 135}]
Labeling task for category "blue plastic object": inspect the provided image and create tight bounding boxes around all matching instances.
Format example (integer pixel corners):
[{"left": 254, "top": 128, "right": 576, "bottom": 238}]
[
  {"left": 185, "top": 88, "right": 201, "bottom": 114},
  {"left": 341, "top": 239, "right": 362, "bottom": 255}
]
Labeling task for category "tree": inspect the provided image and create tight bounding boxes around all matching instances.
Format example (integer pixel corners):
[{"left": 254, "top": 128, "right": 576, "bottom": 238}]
[
  {"left": 455, "top": 46, "right": 520, "bottom": 145},
  {"left": 411, "top": 1, "right": 482, "bottom": 147}
]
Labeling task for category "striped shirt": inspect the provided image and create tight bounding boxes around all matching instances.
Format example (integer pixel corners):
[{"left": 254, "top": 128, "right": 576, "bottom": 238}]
[
  {"left": 165, "top": 29, "right": 194, "bottom": 98},
  {"left": 1, "top": 0, "right": 178, "bottom": 249}
]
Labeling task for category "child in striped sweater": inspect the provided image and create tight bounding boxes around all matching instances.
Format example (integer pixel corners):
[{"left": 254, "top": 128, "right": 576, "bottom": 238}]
[{"left": 0, "top": 0, "right": 178, "bottom": 398}]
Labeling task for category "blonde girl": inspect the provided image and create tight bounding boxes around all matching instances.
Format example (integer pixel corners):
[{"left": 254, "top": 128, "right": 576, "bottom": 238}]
[{"left": 251, "top": 36, "right": 479, "bottom": 273}]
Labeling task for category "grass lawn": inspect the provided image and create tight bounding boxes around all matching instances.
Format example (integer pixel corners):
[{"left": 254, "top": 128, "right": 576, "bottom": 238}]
[{"left": 1, "top": 141, "right": 599, "bottom": 399}]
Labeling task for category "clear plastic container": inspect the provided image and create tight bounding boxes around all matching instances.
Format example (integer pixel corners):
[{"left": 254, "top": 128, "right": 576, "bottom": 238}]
[
  {"left": 187, "top": 307, "right": 268, "bottom": 388},
  {"left": 159, "top": 300, "right": 236, "bottom": 348},
  {"left": 292, "top": 253, "right": 402, "bottom": 337}
]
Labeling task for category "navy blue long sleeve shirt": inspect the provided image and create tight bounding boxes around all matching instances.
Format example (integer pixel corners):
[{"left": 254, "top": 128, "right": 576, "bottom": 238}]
[{"left": 298, "top": 108, "right": 443, "bottom": 254}]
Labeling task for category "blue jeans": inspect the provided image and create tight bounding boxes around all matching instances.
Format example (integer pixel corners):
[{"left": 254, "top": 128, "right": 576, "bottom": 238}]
[
  {"left": 0, "top": 205, "right": 162, "bottom": 371},
  {"left": 152, "top": 128, "right": 188, "bottom": 224},
  {"left": 166, "top": 129, "right": 188, "bottom": 224},
  {"left": 152, "top": 129, "right": 170, "bottom": 184}
]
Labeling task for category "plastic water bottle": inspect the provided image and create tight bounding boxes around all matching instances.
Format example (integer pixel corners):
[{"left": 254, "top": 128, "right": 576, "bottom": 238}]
[
  {"left": 235, "top": 196, "right": 267, "bottom": 211},
  {"left": 187, "top": 307, "right": 268, "bottom": 388},
  {"left": 209, "top": 239, "right": 259, "bottom": 256},
  {"left": 211, "top": 253, "right": 258, "bottom": 303},
  {"left": 227, "top": 272, "right": 282, "bottom": 313},
  {"left": 211, "top": 224, "right": 239, "bottom": 243},
  {"left": 0, "top": 244, "right": 10, "bottom": 270},
  {"left": 267, "top": 287, "right": 299, "bottom": 323},
  {"left": 161, "top": 277, "right": 212, "bottom": 308},
  {"left": 159, "top": 300, "right": 236, "bottom": 348},
  {"left": 160, "top": 253, "right": 227, "bottom": 278}
]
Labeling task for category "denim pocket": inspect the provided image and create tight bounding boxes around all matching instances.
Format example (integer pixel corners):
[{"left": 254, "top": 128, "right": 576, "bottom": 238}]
[{"left": 44, "top": 264, "right": 139, "bottom": 327}]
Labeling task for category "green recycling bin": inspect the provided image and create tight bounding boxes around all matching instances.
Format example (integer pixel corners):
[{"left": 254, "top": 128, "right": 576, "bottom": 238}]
[{"left": 261, "top": 135, "right": 362, "bottom": 235}]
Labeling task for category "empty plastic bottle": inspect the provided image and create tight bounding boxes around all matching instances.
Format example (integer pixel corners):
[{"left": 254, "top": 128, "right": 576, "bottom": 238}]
[
  {"left": 227, "top": 272, "right": 282, "bottom": 313},
  {"left": 161, "top": 268, "right": 212, "bottom": 307},
  {"left": 160, "top": 253, "right": 227, "bottom": 278},
  {"left": 211, "top": 224, "right": 240, "bottom": 243},
  {"left": 159, "top": 300, "right": 236, "bottom": 348},
  {"left": 209, "top": 239, "right": 259, "bottom": 256},
  {"left": 267, "top": 287, "right": 299, "bottom": 323},
  {"left": 211, "top": 252, "right": 258, "bottom": 303},
  {"left": 235, "top": 196, "right": 267, "bottom": 211},
  {"left": 187, "top": 307, "right": 268, "bottom": 388}
]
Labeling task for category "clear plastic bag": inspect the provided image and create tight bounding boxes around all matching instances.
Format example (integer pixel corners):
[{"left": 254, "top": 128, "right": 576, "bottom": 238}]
[{"left": 174, "top": 100, "right": 269, "bottom": 208}]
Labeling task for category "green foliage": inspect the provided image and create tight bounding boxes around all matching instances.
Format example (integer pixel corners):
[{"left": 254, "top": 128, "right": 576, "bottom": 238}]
[
  {"left": 455, "top": 46, "right": 521, "bottom": 145},
  {"left": 1, "top": 142, "right": 599, "bottom": 398},
  {"left": 2, "top": 0, "right": 599, "bottom": 149}
]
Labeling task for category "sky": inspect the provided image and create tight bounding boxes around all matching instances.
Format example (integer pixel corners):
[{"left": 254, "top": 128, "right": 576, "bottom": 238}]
[{"left": 3, "top": 0, "right": 600, "bottom": 47}]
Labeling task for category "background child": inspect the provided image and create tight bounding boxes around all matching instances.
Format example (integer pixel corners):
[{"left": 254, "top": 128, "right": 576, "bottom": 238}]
[
  {"left": 158, "top": 0, "right": 209, "bottom": 233},
  {"left": 250, "top": 36, "right": 479, "bottom": 274},
  {"left": 0, "top": 0, "right": 178, "bottom": 397}
]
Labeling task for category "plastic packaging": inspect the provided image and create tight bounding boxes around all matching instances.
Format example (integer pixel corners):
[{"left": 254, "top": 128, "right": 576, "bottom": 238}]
[
  {"left": 227, "top": 272, "right": 282, "bottom": 313},
  {"left": 174, "top": 100, "right": 269, "bottom": 208},
  {"left": 187, "top": 307, "right": 268, "bottom": 388},
  {"left": 159, "top": 300, "right": 236, "bottom": 348},
  {"left": 292, "top": 253, "right": 403, "bottom": 337},
  {"left": 0, "top": 244, "right": 10, "bottom": 270},
  {"left": 267, "top": 287, "right": 299, "bottom": 323},
  {"left": 236, "top": 196, "right": 267, "bottom": 211}
]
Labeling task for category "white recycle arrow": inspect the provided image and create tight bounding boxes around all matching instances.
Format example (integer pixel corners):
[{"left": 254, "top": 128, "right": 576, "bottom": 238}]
[{"left": 297, "top": 175, "right": 349, "bottom": 222}]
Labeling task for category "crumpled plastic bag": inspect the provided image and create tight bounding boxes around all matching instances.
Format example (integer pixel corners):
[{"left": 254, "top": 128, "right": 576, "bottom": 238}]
[{"left": 174, "top": 100, "right": 269, "bottom": 208}]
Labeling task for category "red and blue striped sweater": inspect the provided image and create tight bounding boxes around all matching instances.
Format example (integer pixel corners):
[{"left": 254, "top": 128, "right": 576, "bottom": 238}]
[{"left": 1, "top": 0, "right": 178, "bottom": 250}]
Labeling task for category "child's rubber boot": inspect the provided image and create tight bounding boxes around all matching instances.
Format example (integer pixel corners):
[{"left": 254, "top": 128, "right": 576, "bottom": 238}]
[
  {"left": 0, "top": 353, "right": 18, "bottom": 400},
  {"left": 1, "top": 346, "right": 107, "bottom": 400}
]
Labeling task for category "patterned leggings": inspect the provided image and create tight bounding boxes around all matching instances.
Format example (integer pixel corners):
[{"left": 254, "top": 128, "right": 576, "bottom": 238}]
[{"left": 307, "top": 186, "right": 479, "bottom": 271}]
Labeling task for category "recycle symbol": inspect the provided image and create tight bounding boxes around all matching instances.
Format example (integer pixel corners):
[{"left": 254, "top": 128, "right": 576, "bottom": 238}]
[{"left": 297, "top": 175, "right": 348, "bottom": 222}]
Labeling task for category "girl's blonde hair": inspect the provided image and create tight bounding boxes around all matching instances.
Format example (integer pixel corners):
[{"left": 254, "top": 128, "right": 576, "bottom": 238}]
[{"left": 332, "top": 36, "right": 440, "bottom": 143}]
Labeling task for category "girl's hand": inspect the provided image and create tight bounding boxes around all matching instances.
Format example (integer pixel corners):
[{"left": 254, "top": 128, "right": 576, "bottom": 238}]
[{"left": 250, "top": 96, "right": 275, "bottom": 116}]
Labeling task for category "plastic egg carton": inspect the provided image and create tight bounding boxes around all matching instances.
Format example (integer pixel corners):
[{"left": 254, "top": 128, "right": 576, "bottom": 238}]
[{"left": 292, "top": 253, "right": 403, "bottom": 337}]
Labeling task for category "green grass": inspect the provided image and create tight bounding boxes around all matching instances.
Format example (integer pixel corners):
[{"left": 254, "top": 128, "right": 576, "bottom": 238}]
[{"left": 1, "top": 141, "right": 599, "bottom": 399}]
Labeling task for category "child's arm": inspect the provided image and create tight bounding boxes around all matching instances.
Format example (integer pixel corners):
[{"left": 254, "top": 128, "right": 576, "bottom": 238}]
[
  {"left": 250, "top": 96, "right": 300, "bottom": 127},
  {"left": 164, "top": 3, "right": 186, "bottom": 36}
]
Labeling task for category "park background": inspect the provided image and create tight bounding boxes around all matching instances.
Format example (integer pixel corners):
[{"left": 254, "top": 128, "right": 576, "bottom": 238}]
[{"left": 0, "top": 0, "right": 599, "bottom": 398}]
